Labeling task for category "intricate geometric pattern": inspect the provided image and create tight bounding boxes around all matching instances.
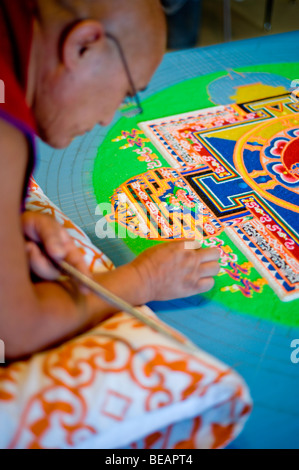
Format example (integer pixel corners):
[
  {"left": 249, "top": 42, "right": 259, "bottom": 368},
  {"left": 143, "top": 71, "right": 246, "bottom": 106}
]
[{"left": 107, "top": 94, "right": 299, "bottom": 301}]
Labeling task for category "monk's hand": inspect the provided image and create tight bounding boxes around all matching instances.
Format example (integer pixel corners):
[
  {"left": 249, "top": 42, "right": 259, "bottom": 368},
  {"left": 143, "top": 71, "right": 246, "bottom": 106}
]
[
  {"left": 130, "top": 240, "right": 221, "bottom": 302},
  {"left": 21, "top": 211, "right": 90, "bottom": 282}
]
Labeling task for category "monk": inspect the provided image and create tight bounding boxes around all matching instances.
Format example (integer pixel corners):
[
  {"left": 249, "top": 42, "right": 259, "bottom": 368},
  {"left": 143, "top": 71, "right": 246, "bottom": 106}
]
[{"left": 0, "top": 0, "right": 220, "bottom": 360}]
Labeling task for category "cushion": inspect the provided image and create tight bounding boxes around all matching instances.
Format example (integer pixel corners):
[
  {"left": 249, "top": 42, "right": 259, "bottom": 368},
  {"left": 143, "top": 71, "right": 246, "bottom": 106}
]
[{"left": 0, "top": 178, "right": 252, "bottom": 449}]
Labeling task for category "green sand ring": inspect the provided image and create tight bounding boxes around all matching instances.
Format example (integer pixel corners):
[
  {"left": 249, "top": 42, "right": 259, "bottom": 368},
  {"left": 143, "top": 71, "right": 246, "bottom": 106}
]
[{"left": 93, "top": 63, "right": 299, "bottom": 327}]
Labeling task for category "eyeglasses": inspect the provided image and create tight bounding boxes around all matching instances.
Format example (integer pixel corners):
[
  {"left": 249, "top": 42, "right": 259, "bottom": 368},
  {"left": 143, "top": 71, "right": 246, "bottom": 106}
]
[{"left": 105, "top": 32, "right": 143, "bottom": 118}]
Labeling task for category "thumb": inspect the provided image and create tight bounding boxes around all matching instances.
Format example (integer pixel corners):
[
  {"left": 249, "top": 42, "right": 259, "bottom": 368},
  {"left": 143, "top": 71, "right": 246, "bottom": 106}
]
[{"left": 26, "top": 241, "right": 61, "bottom": 280}]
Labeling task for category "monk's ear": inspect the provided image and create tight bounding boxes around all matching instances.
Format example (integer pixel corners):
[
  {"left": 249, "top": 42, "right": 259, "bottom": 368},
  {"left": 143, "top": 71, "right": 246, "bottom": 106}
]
[{"left": 60, "top": 19, "right": 105, "bottom": 70}]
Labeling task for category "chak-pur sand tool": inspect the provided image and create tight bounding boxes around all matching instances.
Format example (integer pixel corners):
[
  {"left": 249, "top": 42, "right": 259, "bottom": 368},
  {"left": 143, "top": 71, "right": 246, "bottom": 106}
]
[{"left": 45, "top": 249, "right": 200, "bottom": 356}]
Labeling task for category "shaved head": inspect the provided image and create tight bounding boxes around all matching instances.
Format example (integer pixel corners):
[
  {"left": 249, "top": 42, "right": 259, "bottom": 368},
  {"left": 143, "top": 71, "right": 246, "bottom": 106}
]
[
  {"left": 31, "top": 0, "right": 166, "bottom": 148},
  {"left": 37, "top": 0, "right": 166, "bottom": 61}
]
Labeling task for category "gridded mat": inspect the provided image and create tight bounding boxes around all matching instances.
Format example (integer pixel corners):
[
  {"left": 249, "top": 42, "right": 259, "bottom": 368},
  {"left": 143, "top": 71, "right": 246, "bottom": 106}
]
[{"left": 35, "top": 32, "right": 299, "bottom": 449}]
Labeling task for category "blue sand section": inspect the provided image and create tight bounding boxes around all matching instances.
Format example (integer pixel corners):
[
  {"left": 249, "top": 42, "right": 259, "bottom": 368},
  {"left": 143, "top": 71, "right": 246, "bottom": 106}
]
[
  {"left": 203, "top": 136, "right": 299, "bottom": 235},
  {"left": 147, "top": 32, "right": 299, "bottom": 102},
  {"left": 207, "top": 71, "right": 292, "bottom": 104},
  {"left": 204, "top": 137, "right": 237, "bottom": 167},
  {"left": 35, "top": 32, "right": 299, "bottom": 449},
  {"left": 193, "top": 173, "right": 251, "bottom": 209}
]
